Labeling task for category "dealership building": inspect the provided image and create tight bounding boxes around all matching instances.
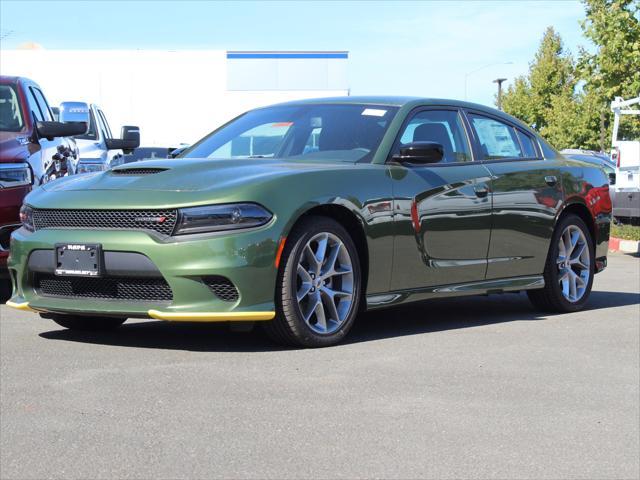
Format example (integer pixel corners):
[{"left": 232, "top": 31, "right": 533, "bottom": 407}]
[{"left": 0, "top": 48, "right": 349, "bottom": 146}]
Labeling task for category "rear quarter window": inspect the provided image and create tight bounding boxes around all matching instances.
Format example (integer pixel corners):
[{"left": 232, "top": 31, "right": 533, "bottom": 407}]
[{"left": 516, "top": 130, "right": 538, "bottom": 158}]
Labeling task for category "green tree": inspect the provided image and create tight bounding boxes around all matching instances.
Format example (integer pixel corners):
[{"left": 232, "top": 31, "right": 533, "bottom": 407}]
[
  {"left": 501, "top": 26, "right": 579, "bottom": 149},
  {"left": 579, "top": 0, "right": 640, "bottom": 148}
]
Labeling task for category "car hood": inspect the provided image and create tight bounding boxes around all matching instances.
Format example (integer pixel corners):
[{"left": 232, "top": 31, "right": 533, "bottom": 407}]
[
  {"left": 0, "top": 130, "right": 33, "bottom": 163},
  {"left": 41, "top": 157, "right": 355, "bottom": 193}
]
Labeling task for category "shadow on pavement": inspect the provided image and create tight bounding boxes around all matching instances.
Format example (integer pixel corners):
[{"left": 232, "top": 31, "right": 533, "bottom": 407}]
[
  {"left": 0, "top": 280, "right": 11, "bottom": 304},
  {"left": 38, "top": 290, "right": 639, "bottom": 352}
]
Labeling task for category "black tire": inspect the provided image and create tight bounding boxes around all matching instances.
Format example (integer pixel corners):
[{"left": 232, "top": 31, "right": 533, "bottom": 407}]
[
  {"left": 263, "top": 216, "right": 362, "bottom": 348},
  {"left": 43, "top": 313, "right": 127, "bottom": 331},
  {"left": 527, "top": 214, "right": 595, "bottom": 312}
]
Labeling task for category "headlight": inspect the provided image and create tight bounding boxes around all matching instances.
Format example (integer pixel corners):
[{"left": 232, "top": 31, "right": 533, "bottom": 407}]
[
  {"left": 76, "top": 162, "right": 106, "bottom": 174},
  {"left": 19, "top": 205, "right": 34, "bottom": 232},
  {"left": 0, "top": 163, "right": 32, "bottom": 188},
  {"left": 174, "top": 203, "right": 272, "bottom": 235}
]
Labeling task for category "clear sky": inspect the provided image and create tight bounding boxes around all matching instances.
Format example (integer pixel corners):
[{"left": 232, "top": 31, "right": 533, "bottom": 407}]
[{"left": 0, "top": 0, "right": 588, "bottom": 106}]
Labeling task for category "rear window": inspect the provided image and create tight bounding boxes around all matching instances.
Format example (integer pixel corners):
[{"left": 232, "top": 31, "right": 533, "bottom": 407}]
[
  {"left": 468, "top": 114, "right": 523, "bottom": 159},
  {"left": 0, "top": 85, "right": 25, "bottom": 132},
  {"left": 516, "top": 130, "right": 538, "bottom": 158}
]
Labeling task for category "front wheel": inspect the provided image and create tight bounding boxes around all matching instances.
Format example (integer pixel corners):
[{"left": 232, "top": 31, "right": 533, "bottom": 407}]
[
  {"left": 263, "top": 216, "right": 361, "bottom": 348},
  {"left": 43, "top": 313, "right": 127, "bottom": 331},
  {"left": 528, "top": 214, "right": 594, "bottom": 312}
]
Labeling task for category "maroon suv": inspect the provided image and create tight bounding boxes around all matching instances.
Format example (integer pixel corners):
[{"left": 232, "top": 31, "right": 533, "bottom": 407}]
[{"left": 0, "top": 76, "right": 88, "bottom": 278}]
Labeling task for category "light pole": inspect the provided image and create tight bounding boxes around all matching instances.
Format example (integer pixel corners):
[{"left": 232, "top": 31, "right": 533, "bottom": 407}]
[
  {"left": 464, "top": 62, "right": 513, "bottom": 100},
  {"left": 493, "top": 77, "right": 507, "bottom": 110}
]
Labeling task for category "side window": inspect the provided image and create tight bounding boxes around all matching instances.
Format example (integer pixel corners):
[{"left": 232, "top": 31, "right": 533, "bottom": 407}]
[
  {"left": 397, "top": 110, "right": 471, "bottom": 163},
  {"left": 26, "top": 88, "right": 44, "bottom": 122},
  {"left": 468, "top": 114, "right": 523, "bottom": 160},
  {"left": 516, "top": 130, "right": 538, "bottom": 158},
  {"left": 30, "top": 88, "right": 53, "bottom": 122},
  {"left": 98, "top": 109, "right": 113, "bottom": 139},
  {"left": 94, "top": 109, "right": 109, "bottom": 141}
]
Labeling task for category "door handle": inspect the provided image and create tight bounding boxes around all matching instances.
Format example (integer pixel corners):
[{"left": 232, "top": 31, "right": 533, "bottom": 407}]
[
  {"left": 474, "top": 185, "right": 489, "bottom": 198},
  {"left": 545, "top": 175, "right": 558, "bottom": 186}
]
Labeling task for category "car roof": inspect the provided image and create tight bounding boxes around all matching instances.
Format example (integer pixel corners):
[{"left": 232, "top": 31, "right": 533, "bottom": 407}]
[{"left": 270, "top": 95, "right": 534, "bottom": 133}]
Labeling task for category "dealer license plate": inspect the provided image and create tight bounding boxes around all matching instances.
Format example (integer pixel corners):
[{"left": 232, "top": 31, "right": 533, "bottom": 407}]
[{"left": 55, "top": 243, "right": 102, "bottom": 277}]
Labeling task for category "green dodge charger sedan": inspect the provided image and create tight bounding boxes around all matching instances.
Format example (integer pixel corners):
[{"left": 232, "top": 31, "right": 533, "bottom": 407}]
[{"left": 6, "top": 97, "right": 611, "bottom": 347}]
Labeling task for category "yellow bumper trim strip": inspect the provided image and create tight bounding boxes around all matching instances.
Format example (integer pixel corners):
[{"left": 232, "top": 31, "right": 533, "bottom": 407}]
[
  {"left": 5, "top": 301, "right": 36, "bottom": 312},
  {"left": 147, "top": 309, "right": 276, "bottom": 322}
]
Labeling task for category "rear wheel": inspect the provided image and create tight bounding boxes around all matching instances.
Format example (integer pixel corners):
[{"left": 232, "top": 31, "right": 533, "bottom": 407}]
[
  {"left": 44, "top": 313, "right": 126, "bottom": 331},
  {"left": 263, "top": 216, "right": 361, "bottom": 348},
  {"left": 527, "top": 214, "right": 594, "bottom": 312}
]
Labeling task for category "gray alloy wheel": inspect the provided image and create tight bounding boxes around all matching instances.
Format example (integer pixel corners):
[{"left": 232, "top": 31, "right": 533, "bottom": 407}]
[
  {"left": 556, "top": 224, "right": 591, "bottom": 303},
  {"left": 263, "top": 215, "right": 361, "bottom": 348},
  {"left": 527, "top": 213, "right": 594, "bottom": 313},
  {"left": 296, "top": 232, "right": 355, "bottom": 335}
]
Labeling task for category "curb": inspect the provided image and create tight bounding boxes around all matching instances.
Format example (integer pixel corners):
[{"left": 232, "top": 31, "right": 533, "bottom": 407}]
[{"left": 609, "top": 236, "right": 640, "bottom": 254}]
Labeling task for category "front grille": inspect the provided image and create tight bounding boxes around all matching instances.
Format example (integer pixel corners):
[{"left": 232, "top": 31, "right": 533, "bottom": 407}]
[
  {"left": 111, "top": 168, "right": 168, "bottom": 175},
  {"left": 32, "top": 208, "right": 178, "bottom": 236},
  {"left": 203, "top": 276, "right": 239, "bottom": 302},
  {"left": 35, "top": 273, "right": 173, "bottom": 302}
]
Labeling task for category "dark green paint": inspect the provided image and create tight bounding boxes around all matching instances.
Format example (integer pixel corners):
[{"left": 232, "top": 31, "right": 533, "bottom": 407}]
[{"left": 8, "top": 97, "right": 611, "bottom": 317}]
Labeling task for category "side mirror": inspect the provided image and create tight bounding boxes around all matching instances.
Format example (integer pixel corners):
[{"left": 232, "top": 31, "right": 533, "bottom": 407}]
[
  {"left": 609, "top": 172, "right": 616, "bottom": 185},
  {"left": 58, "top": 101, "right": 89, "bottom": 134},
  {"left": 105, "top": 126, "right": 140, "bottom": 154},
  {"left": 392, "top": 141, "right": 444, "bottom": 165},
  {"left": 36, "top": 101, "right": 90, "bottom": 140},
  {"left": 36, "top": 121, "right": 88, "bottom": 140}
]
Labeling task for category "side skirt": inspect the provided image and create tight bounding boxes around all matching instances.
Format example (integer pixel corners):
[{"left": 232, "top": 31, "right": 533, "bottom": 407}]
[{"left": 366, "top": 275, "right": 544, "bottom": 309}]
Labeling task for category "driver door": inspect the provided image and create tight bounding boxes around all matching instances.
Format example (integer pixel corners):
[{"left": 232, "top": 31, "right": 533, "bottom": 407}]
[{"left": 389, "top": 107, "right": 493, "bottom": 290}]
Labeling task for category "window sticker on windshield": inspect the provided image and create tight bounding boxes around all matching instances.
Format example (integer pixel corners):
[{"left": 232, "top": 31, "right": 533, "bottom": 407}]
[
  {"left": 272, "top": 122, "right": 293, "bottom": 127},
  {"left": 362, "top": 108, "right": 387, "bottom": 117}
]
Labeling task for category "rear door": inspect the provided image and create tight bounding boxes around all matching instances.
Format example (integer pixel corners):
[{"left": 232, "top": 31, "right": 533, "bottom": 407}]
[
  {"left": 389, "top": 107, "right": 494, "bottom": 290},
  {"left": 464, "top": 110, "right": 563, "bottom": 279}
]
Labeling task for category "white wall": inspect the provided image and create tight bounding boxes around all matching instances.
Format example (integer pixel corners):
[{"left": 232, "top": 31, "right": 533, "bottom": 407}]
[{"left": 0, "top": 49, "right": 348, "bottom": 147}]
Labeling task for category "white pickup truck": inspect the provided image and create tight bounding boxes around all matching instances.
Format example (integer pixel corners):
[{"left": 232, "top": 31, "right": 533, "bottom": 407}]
[
  {"left": 611, "top": 95, "right": 640, "bottom": 224},
  {"left": 73, "top": 104, "right": 140, "bottom": 174}
]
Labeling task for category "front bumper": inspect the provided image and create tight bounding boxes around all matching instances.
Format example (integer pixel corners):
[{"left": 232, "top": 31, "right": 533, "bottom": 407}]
[{"left": 7, "top": 225, "right": 281, "bottom": 321}]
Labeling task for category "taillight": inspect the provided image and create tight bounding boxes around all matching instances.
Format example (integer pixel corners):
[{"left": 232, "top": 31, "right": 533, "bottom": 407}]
[{"left": 611, "top": 147, "right": 620, "bottom": 168}]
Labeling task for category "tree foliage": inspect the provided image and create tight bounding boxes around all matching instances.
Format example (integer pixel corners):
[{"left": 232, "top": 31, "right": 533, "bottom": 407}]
[{"left": 500, "top": 0, "right": 640, "bottom": 151}]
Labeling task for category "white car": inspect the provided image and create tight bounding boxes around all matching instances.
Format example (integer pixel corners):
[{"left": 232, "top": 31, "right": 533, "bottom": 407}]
[
  {"left": 74, "top": 104, "right": 140, "bottom": 174},
  {"left": 610, "top": 96, "right": 640, "bottom": 224}
]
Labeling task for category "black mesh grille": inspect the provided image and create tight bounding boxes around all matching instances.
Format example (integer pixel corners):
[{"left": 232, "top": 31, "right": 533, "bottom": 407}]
[
  {"left": 111, "top": 168, "right": 168, "bottom": 175},
  {"left": 35, "top": 274, "right": 173, "bottom": 302},
  {"left": 203, "top": 276, "right": 239, "bottom": 302},
  {"left": 32, "top": 209, "right": 178, "bottom": 236}
]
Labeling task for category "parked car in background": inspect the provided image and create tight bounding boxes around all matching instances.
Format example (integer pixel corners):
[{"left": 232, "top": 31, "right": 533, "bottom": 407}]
[
  {"left": 168, "top": 144, "right": 191, "bottom": 158},
  {"left": 7, "top": 97, "right": 611, "bottom": 347},
  {"left": 122, "top": 146, "right": 173, "bottom": 164},
  {"left": 74, "top": 104, "right": 140, "bottom": 174},
  {"left": 0, "top": 75, "right": 88, "bottom": 279},
  {"left": 561, "top": 149, "right": 616, "bottom": 179},
  {"left": 610, "top": 95, "right": 640, "bottom": 225},
  {"left": 0, "top": 76, "right": 86, "bottom": 184}
]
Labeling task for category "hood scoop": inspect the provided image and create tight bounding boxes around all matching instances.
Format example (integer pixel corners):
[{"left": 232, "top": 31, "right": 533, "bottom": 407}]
[{"left": 111, "top": 167, "right": 169, "bottom": 175}]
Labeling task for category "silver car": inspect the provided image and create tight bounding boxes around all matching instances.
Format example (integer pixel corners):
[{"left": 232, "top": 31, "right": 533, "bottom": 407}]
[{"left": 74, "top": 104, "right": 140, "bottom": 174}]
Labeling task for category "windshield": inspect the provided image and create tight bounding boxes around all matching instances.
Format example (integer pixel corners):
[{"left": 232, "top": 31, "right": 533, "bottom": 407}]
[
  {"left": 0, "top": 85, "right": 25, "bottom": 132},
  {"left": 183, "top": 104, "right": 399, "bottom": 163}
]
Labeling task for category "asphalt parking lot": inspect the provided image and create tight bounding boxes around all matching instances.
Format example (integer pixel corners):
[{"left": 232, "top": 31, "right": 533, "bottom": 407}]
[{"left": 1, "top": 253, "right": 638, "bottom": 480}]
